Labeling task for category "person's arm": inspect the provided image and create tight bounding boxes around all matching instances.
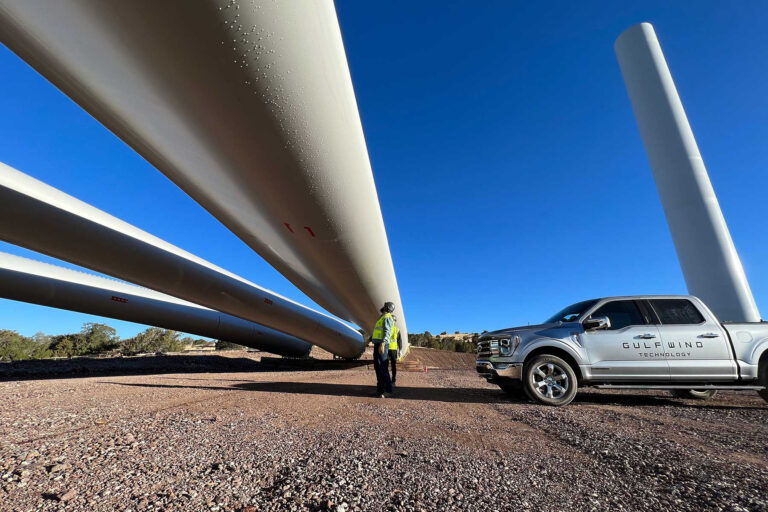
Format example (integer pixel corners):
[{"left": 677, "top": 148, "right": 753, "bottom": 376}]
[
  {"left": 397, "top": 331, "right": 402, "bottom": 350},
  {"left": 381, "top": 316, "right": 393, "bottom": 346}
]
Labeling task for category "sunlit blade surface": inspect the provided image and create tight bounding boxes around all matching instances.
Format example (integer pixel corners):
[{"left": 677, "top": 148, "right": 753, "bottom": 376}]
[
  {"left": 0, "top": 0, "right": 408, "bottom": 349},
  {"left": 0, "top": 251, "right": 312, "bottom": 357},
  {"left": 0, "top": 162, "right": 363, "bottom": 358}
]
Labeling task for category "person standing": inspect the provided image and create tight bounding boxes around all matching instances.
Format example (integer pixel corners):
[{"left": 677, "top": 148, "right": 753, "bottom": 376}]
[
  {"left": 388, "top": 316, "right": 402, "bottom": 384},
  {"left": 371, "top": 302, "right": 395, "bottom": 397}
]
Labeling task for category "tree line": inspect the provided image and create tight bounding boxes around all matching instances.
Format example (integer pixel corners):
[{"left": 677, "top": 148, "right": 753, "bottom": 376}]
[
  {"left": 407, "top": 331, "right": 478, "bottom": 353},
  {"left": 1, "top": 323, "right": 482, "bottom": 362},
  {"left": 0, "top": 323, "right": 215, "bottom": 362}
]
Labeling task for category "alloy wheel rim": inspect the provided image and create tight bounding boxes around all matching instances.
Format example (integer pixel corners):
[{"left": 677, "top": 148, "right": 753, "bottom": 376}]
[{"left": 532, "top": 362, "right": 569, "bottom": 399}]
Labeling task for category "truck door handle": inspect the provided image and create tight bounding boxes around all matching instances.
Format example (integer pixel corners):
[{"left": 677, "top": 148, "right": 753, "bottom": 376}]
[
  {"left": 637, "top": 333, "right": 656, "bottom": 339},
  {"left": 699, "top": 333, "right": 720, "bottom": 338}
]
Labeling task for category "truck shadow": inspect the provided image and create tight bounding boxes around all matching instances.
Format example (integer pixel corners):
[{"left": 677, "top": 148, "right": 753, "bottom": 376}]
[
  {"left": 575, "top": 391, "right": 681, "bottom": 406},
  {"left": 574, "top": 390, "right": 765, "bottom": 410}
]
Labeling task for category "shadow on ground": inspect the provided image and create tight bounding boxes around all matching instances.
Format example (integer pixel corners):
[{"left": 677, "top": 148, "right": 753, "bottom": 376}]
[
  {"left": 98, "top": 380, "right": 504, "bottom": 404},
  {"left": 574, "top": 390, "right": 765, "bottom": 410},
  {"left": 97, "top": 380, "right": 766, "bottom": 409},
  {"left": 0, "top": 355, "right": 266, "bottom": 381}
]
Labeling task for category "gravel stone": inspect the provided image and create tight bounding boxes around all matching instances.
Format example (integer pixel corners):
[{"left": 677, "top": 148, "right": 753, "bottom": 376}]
[{"left": 1, "top": 349, "right": 766, "bottom": 511}]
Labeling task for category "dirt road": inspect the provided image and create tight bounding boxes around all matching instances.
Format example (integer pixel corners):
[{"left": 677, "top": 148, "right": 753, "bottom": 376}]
[{"left": 1, "top": 354, "right": 766, "bottom": 511}]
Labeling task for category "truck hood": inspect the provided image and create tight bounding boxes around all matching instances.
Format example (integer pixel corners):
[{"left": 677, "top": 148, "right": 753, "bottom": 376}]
[{"left": 479, "top": 322, "right": 581, "bottom": 340}]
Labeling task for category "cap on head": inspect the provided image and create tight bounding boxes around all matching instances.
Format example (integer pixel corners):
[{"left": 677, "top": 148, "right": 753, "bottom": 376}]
[{"left": 380, "top": 301, "right": 395, "bottom": 313}]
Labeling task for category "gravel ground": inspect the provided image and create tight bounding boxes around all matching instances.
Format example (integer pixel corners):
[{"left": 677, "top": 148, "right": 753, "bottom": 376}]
[{"left": 1, "top": 355, "right": 766, "bottom": 511}]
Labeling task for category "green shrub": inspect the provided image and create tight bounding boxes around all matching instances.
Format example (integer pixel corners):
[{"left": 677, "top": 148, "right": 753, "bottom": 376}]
[
  {"left": 120, "top": 327, "right": 185, "bottom": 355},
  {"left": 0, "top": 330, "right": 51, "bottom": 361},
  {"left": 49, "top": 323, "right": 119, "bottom": 358},
  {"left": 216, "top": 340, "right": 247, "bottom": 351}
]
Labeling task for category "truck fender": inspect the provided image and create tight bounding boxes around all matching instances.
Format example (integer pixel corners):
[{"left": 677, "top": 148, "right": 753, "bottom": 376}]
[
  {"left": 749, "top": 337, "right": 768, "bottom": 367},
  {"left": 517, "top": 337, "right": 587, "bottom": 368}
]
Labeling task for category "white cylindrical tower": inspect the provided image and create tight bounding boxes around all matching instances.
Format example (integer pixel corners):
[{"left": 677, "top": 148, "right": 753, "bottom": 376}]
[{"left": 615, "top": 22, "right": 760, "bottom": 322}]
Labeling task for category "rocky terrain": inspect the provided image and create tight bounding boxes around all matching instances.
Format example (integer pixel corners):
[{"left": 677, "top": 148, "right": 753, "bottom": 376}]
[{"left": 1, "top": 351, "right": 766, "bottom": 511}]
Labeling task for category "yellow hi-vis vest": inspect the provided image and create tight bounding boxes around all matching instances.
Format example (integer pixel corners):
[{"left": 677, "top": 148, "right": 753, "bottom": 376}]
[
  {"left": 388, "top": 325, "right": 400, "bottom": 351},
  {"left": 372, "top": 313, "right": 392, "bottom": 341}
]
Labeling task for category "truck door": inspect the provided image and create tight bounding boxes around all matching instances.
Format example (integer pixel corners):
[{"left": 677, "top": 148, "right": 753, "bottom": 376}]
[
  {"left": 580, "top": 299, "right": 668, "bottom": 381},
  {"left": 646, "top": 299, "right": 736, "bottom": 381}
]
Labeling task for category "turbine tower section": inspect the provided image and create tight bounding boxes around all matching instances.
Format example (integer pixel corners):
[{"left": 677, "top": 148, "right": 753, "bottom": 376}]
[{"left": 614, "top": 22, "right": 760, "bottom": 322}]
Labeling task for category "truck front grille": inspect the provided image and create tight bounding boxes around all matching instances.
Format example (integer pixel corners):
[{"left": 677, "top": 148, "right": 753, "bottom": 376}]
[{"left": 476, "top": 340, "right": 499, "bottom": 358}]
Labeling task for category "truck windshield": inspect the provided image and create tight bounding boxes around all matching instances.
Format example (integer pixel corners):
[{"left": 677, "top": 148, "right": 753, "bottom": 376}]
[{"left": 545, "top": 299, "right": 598, "bottom": 323}]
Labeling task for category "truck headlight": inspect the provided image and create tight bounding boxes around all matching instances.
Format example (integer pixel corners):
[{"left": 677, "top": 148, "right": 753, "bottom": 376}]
[{"left": 499, "top": 336, "right": 521, "bottom": 356}]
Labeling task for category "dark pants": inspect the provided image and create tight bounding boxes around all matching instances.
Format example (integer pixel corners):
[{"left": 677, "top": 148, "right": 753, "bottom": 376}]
[
  {"left": 388, "top": 349, "right": 398, "bottom": 383},
  {"left": 372, "top": 342, "right": 392, "bottom": 394}
]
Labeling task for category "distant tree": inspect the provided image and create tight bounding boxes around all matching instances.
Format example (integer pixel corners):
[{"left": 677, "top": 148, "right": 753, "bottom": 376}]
[
  {"left": 120, "top": 328, "right": 184, "bottom": 355},
  {"left": 454, "top": 340, "right": 474, "bottom": 353},
  {"left": 49, "top": 323, "right": 119, "bottom": 358},
  {"left": 179, "top": 337, "right": 208, "bottom": 349},
  {"left": 441, "top": 336, "right": 458, "bottom": 351},
  {"left": 0, "top": 330, "right": 51, "bottom": 361},
  {"left": 34, "top": 331, "right": 52, "bottom": 346},
  {"left": 82, "top": 323, "right": 119, "bottom": 353},
  {"left": 440, "top": 331, "right": 447, "bottom": 336},
  {"left": 49, "top": 334, "right": 79, "bottom": 358},
  {"left": 455, "top": 331, "right": 460, "bottom": 334},
  {"left": 216, "top": 340, "right": 247, "bottom": 351}
]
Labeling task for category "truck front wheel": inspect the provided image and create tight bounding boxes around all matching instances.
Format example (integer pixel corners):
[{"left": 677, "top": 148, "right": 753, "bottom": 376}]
[
  {"left": 523, "top": 355, "right": 578, "bottom": 406},
  {"left": 670, "top": 389, "right": 718, "bottom": 400}
]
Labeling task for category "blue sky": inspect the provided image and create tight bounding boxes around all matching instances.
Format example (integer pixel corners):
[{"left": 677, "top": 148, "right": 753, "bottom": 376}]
[{"left": 1, "top": 1, "right": 767, "bottom": 338}]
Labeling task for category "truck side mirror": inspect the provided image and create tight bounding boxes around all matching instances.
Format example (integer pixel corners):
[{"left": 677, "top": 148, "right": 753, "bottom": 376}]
[{"left": 583, "top": 316, "right": 611, "bottom": 331}]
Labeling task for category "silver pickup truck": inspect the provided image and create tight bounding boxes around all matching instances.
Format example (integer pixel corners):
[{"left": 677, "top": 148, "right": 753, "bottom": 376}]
[{"left": 476, "top": 295, "right": 768, "bottom": 406}]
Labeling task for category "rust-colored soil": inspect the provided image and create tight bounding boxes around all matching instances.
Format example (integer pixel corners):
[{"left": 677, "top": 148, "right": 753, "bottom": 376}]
[{"left": 1, "top": 353, "right": 766, "bottom": 511}]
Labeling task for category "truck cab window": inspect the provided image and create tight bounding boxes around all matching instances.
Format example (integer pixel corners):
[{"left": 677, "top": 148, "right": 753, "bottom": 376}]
[
  {"left": 545, "top": 299, "right": 598, "bottom": 323},
  {"left": 589, "top": 300, "right": 644, "bottom": 330},
  {"left": 649, "top": 299, "right": 705, "bottom": 324}
]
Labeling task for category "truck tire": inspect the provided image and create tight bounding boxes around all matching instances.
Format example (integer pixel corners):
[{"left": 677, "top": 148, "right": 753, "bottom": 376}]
[
  {"left": 669, "top": 389, "right": 718, "bottom": 400},
  {"left": 759, "top": 360, "right": 768, "bottom": 404},
  {"left": 523, "top": 354, "right": 578, "bottom": 406}
]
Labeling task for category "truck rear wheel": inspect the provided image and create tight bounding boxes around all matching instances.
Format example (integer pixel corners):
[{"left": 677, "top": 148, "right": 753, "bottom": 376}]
[
  {"left": 523, "top": 354, "right": 578, "bottom": 406},
  {"left": 670, "top": 389, "right": 718, "bottom": 400},
  {"left": 759, "top": 360, "right": 768, "bottom": 404}
]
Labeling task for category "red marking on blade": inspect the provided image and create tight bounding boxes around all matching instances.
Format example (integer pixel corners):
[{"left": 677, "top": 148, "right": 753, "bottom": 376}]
[
  {"left": 284, "top": 223, "right": 294, "bottom": 233},
  {"left": 111, "top": 296, "right": 128, "bottom": 303},
  {"left": 264, "top": 298, "right": 273, "bottom": 305},
  {"left": 304, "top": 226, "right": 315, "bottom": 237}
]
